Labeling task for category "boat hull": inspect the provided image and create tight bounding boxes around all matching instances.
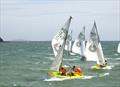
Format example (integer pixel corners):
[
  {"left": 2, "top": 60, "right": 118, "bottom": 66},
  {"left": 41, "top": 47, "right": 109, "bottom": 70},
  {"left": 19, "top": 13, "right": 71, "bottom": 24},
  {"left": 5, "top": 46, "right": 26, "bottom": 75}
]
[
  {"left": 91, "top": 65, "right": 111, "bottom": 70},
  {"left": 48, "top": 71, "right": 84, "bottom": 79}
]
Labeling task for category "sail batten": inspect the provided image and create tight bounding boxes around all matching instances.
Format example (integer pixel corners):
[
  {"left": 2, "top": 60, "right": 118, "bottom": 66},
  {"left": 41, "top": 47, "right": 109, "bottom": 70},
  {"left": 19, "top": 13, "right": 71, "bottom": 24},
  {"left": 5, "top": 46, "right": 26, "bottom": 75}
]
[{"left": 50, "top": 16, "right": 72, "bottom": 71}]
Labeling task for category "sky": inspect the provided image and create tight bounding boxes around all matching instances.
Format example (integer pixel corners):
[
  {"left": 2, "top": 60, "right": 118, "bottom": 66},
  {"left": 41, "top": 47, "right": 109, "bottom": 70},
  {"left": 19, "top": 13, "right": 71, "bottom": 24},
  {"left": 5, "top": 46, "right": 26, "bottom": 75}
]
[{"left": 0, "top": 0, "right": 120, "bottom": 41}]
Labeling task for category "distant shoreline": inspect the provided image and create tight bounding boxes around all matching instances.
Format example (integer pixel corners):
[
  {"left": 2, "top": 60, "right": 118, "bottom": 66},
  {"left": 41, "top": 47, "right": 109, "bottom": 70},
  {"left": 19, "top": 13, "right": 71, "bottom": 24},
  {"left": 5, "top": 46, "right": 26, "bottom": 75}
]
[{"left": 1, "top": 41, "right": 119, "bottom": 42}]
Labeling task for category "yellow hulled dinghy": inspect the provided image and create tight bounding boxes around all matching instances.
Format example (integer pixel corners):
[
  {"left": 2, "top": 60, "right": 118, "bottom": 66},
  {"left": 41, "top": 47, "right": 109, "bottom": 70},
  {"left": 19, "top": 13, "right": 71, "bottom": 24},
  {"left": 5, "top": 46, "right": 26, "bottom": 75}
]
[
  {"left": 48, "top": 16, "right": 85, "bottom": 79},
  {"left": 85, "top": 21, "right": 111, "bottom": 70}
]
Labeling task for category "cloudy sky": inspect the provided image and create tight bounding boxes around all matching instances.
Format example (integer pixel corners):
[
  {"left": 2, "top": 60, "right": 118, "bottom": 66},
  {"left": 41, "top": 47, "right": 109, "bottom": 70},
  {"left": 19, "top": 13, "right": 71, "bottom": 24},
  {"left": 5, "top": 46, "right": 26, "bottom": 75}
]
[{"left": 0, "top": 0, "right": 120, "bottom": 41}]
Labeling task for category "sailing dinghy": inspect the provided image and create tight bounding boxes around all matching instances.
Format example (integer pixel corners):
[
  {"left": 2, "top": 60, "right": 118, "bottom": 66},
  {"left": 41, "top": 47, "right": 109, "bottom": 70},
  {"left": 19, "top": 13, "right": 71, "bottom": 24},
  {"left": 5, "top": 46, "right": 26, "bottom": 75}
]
[
  {"left": 72, "top": 26, "right": 86, "bottom": 60},
  {"left": 85, "top": 21, "right": 111, "bottom": 69},
  {"left": 48, "top": 16, "right": 84, "bottom": 78},
  {"left": 117, "top": 43, "right": 120, "bottom": 53}
]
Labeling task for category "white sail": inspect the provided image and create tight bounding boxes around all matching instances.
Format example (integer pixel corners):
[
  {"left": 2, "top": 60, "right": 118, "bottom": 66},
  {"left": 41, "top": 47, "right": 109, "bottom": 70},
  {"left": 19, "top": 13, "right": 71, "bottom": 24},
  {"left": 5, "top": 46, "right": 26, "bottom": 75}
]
[
  {"left": 72, "top": 26, "right": 86, "bottom": 56},
  {"left": 117, "top": 43, "right": 120, "bottom": 53},
  {"left": 85, "top": 22, "right": 105, "bottom": 65},
  {"left": 65, "top": 30, "right": 72, "bottom": 52},
  {"left": 50, "top": 16, "right": 72, "bottom": 71}
]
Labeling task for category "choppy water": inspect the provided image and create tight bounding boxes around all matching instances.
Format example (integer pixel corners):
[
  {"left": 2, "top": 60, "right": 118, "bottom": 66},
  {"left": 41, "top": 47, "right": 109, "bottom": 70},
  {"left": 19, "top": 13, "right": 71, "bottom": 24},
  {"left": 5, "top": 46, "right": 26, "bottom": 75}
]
[{"left": 0, "top": 41, "right": 120, "bottom": 87}]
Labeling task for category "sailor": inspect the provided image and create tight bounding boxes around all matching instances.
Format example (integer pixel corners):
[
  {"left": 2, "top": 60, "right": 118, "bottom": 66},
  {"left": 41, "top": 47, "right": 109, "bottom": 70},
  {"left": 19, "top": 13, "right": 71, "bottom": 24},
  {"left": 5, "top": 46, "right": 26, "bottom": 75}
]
[
  {"left": 74, "top": 66, "right": 83, "bottom": 75},
  {"left": 105, "top": 59, "right": 107, "bottom": 65},
  {"left": 66, "top": 66, "right": 83, "bottom": 76},
  {"left": 96, "top": 59, "right": 107, "bottom": 68},
  {"left": 59, "top": 67, "right": 67, "bottom": 75}
]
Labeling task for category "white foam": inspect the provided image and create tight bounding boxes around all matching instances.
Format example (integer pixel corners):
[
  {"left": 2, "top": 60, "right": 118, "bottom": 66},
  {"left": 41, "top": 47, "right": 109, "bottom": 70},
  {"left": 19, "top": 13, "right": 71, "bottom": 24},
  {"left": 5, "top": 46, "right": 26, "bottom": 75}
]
[
  {"left": 114, "top": 53, "right": 119, "bottom": 56},
  {"left": 45, "top": 57, "right": 54, "bottom": 60},
  {"left": 35, "top": 62, "right": 40, "bottom": 64},
  {"left": 110, "top": 62, "right": 120, "bottom": 66},
  {"left": 99, "top": 73, "right": 110, "bottom": 77},
  {"left": 82, "top": 76, "right": 95, "bottom": 79},
  {"left": 44, "top": 77, "right": 69, "bottom": 81},
  {"left": 101, "top": 67, "right": 112, "bottom": 70},
  {"left": 115, "top": 58, "right": 120, "bottom": 60},
  {"left": 63, "top": 58, "right": 79, "bottom": 61},
  {"left": 106, "top": 57, "right": 120, "bottom": 61}
]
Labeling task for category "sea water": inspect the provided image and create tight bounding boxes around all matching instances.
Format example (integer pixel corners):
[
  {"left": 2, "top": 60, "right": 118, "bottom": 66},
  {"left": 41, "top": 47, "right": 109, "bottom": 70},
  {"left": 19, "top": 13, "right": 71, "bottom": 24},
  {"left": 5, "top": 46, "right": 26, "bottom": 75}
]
[{"left": 0, "top": 41, "right": 120, "bottom": 87}]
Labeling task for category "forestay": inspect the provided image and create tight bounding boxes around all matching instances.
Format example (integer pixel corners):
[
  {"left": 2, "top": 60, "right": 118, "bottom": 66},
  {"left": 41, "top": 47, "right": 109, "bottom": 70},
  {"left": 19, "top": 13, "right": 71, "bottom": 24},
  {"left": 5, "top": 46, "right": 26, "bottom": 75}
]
[{"left": 50, "top": 16, "right": 72, "bottom": 71}]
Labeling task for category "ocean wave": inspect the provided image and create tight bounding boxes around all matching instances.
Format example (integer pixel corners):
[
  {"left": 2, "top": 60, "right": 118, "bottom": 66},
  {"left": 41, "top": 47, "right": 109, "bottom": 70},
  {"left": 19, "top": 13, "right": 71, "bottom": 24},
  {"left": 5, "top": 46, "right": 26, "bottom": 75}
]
[
  {"left": 110, "top": 62, "right": 120, "bottom": 66},
  {"left": 63, "top": 58, "right": 79, "bottom": 61},
  {"left": 106, "top": 57, "right": 120, "bottom": 60},
  {"left": 35, "top": 61, "right": 40, "bottom": 64},
  {"left": 48, "top": 53, "right": 54, "bottom": 56},
  {"left": 114, "top": 53, "right": 120, "bottom": 56},
  {"left": 29, "top": 67, "right": 48, "bottom": 71},
  {"left": 44, "top": 57, "right": 54, "bottom": 60},
  {"left": 115, "top": 58, "right": 120, "bottom": 60},
  {"left": 98, "top": 73, "right": 110, "bottom": 77},
  {"left": 82, "top": 76, "right": 95, "bottom": 79}
]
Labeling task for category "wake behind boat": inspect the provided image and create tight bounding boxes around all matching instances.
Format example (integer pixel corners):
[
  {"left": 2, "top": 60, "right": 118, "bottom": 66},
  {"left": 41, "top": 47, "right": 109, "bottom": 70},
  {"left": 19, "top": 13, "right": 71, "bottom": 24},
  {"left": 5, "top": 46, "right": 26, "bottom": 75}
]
[
  {"left": 48, "top": 16, "right": 85, "bottom": 79},
  {"left": 85, "top": 21, "right": 111, "bottom": 70}
]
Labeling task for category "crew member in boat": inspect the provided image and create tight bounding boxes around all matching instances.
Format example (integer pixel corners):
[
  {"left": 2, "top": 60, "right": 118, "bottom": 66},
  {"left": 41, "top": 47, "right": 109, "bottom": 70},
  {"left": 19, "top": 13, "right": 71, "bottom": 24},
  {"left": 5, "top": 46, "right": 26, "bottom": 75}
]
[
  {"left": 59, "top": 66, "right": 83, "bottom": 76},
  {"left": 96, "top": 60, "right": 108, "bottom": 68},
  {"left": 73, "top": 66, "right": 83, "bottom": 75},
  {"left": 105, "top": 59, "right": 107, "bottom": 65},
  {"left": 59, "top": 67, "right": 67, "bottom": 75}
]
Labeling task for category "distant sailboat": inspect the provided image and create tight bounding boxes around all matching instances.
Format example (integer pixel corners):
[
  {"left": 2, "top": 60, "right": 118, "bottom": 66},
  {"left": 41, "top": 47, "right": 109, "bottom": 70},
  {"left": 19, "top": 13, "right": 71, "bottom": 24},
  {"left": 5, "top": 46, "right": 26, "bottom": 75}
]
[
  {"left": 48, "top": 16, "right": 84, "bottom": 78},
  {"left": 0, "top": 37, "right": 4, "bottom": 42},
  {"left": 85, "top": 21, "right": 111, "bottom": 69},
  {"left": 117, "top": 43, "right": 120, "bottom": 53},
  {"left": 72, "top": 26, "right": 86, "bottom": 59}
]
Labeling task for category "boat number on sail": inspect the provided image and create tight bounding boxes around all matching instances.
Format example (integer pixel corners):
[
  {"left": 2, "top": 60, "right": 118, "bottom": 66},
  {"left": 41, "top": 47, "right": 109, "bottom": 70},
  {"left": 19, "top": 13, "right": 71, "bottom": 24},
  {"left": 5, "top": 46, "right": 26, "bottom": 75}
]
[
  {"left": 55, "top": 29, "right": 66, "bottom": 40},
  {"left": 89, "top": 44, "right": 97, "bottom": 52}
]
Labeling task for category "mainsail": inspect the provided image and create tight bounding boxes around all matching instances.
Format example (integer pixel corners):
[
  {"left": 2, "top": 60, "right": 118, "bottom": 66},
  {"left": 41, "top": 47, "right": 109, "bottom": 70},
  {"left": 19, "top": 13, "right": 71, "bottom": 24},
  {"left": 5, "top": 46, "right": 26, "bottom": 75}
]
[
  {"left": 64, "top": 30, "right": 72, "bottom": 53},
  {"left": 85, "top": 21, "right": 105, "bottom": 65},
  {"left": 72, "top": 26, "right": 86, "bottom": 57},
  {"left": 117, "top": 43, "right": 120, "bottom": 53},
  {"left": 50, "top": 16, "right": 72, "bottom": 71}
]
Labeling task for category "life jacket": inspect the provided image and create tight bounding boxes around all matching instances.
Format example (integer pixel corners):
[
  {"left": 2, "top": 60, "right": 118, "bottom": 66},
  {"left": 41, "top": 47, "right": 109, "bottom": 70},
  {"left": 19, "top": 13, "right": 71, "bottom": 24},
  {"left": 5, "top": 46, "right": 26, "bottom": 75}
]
[{"left": 74, "top": 67, "right": 82, "bottom": 74}]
